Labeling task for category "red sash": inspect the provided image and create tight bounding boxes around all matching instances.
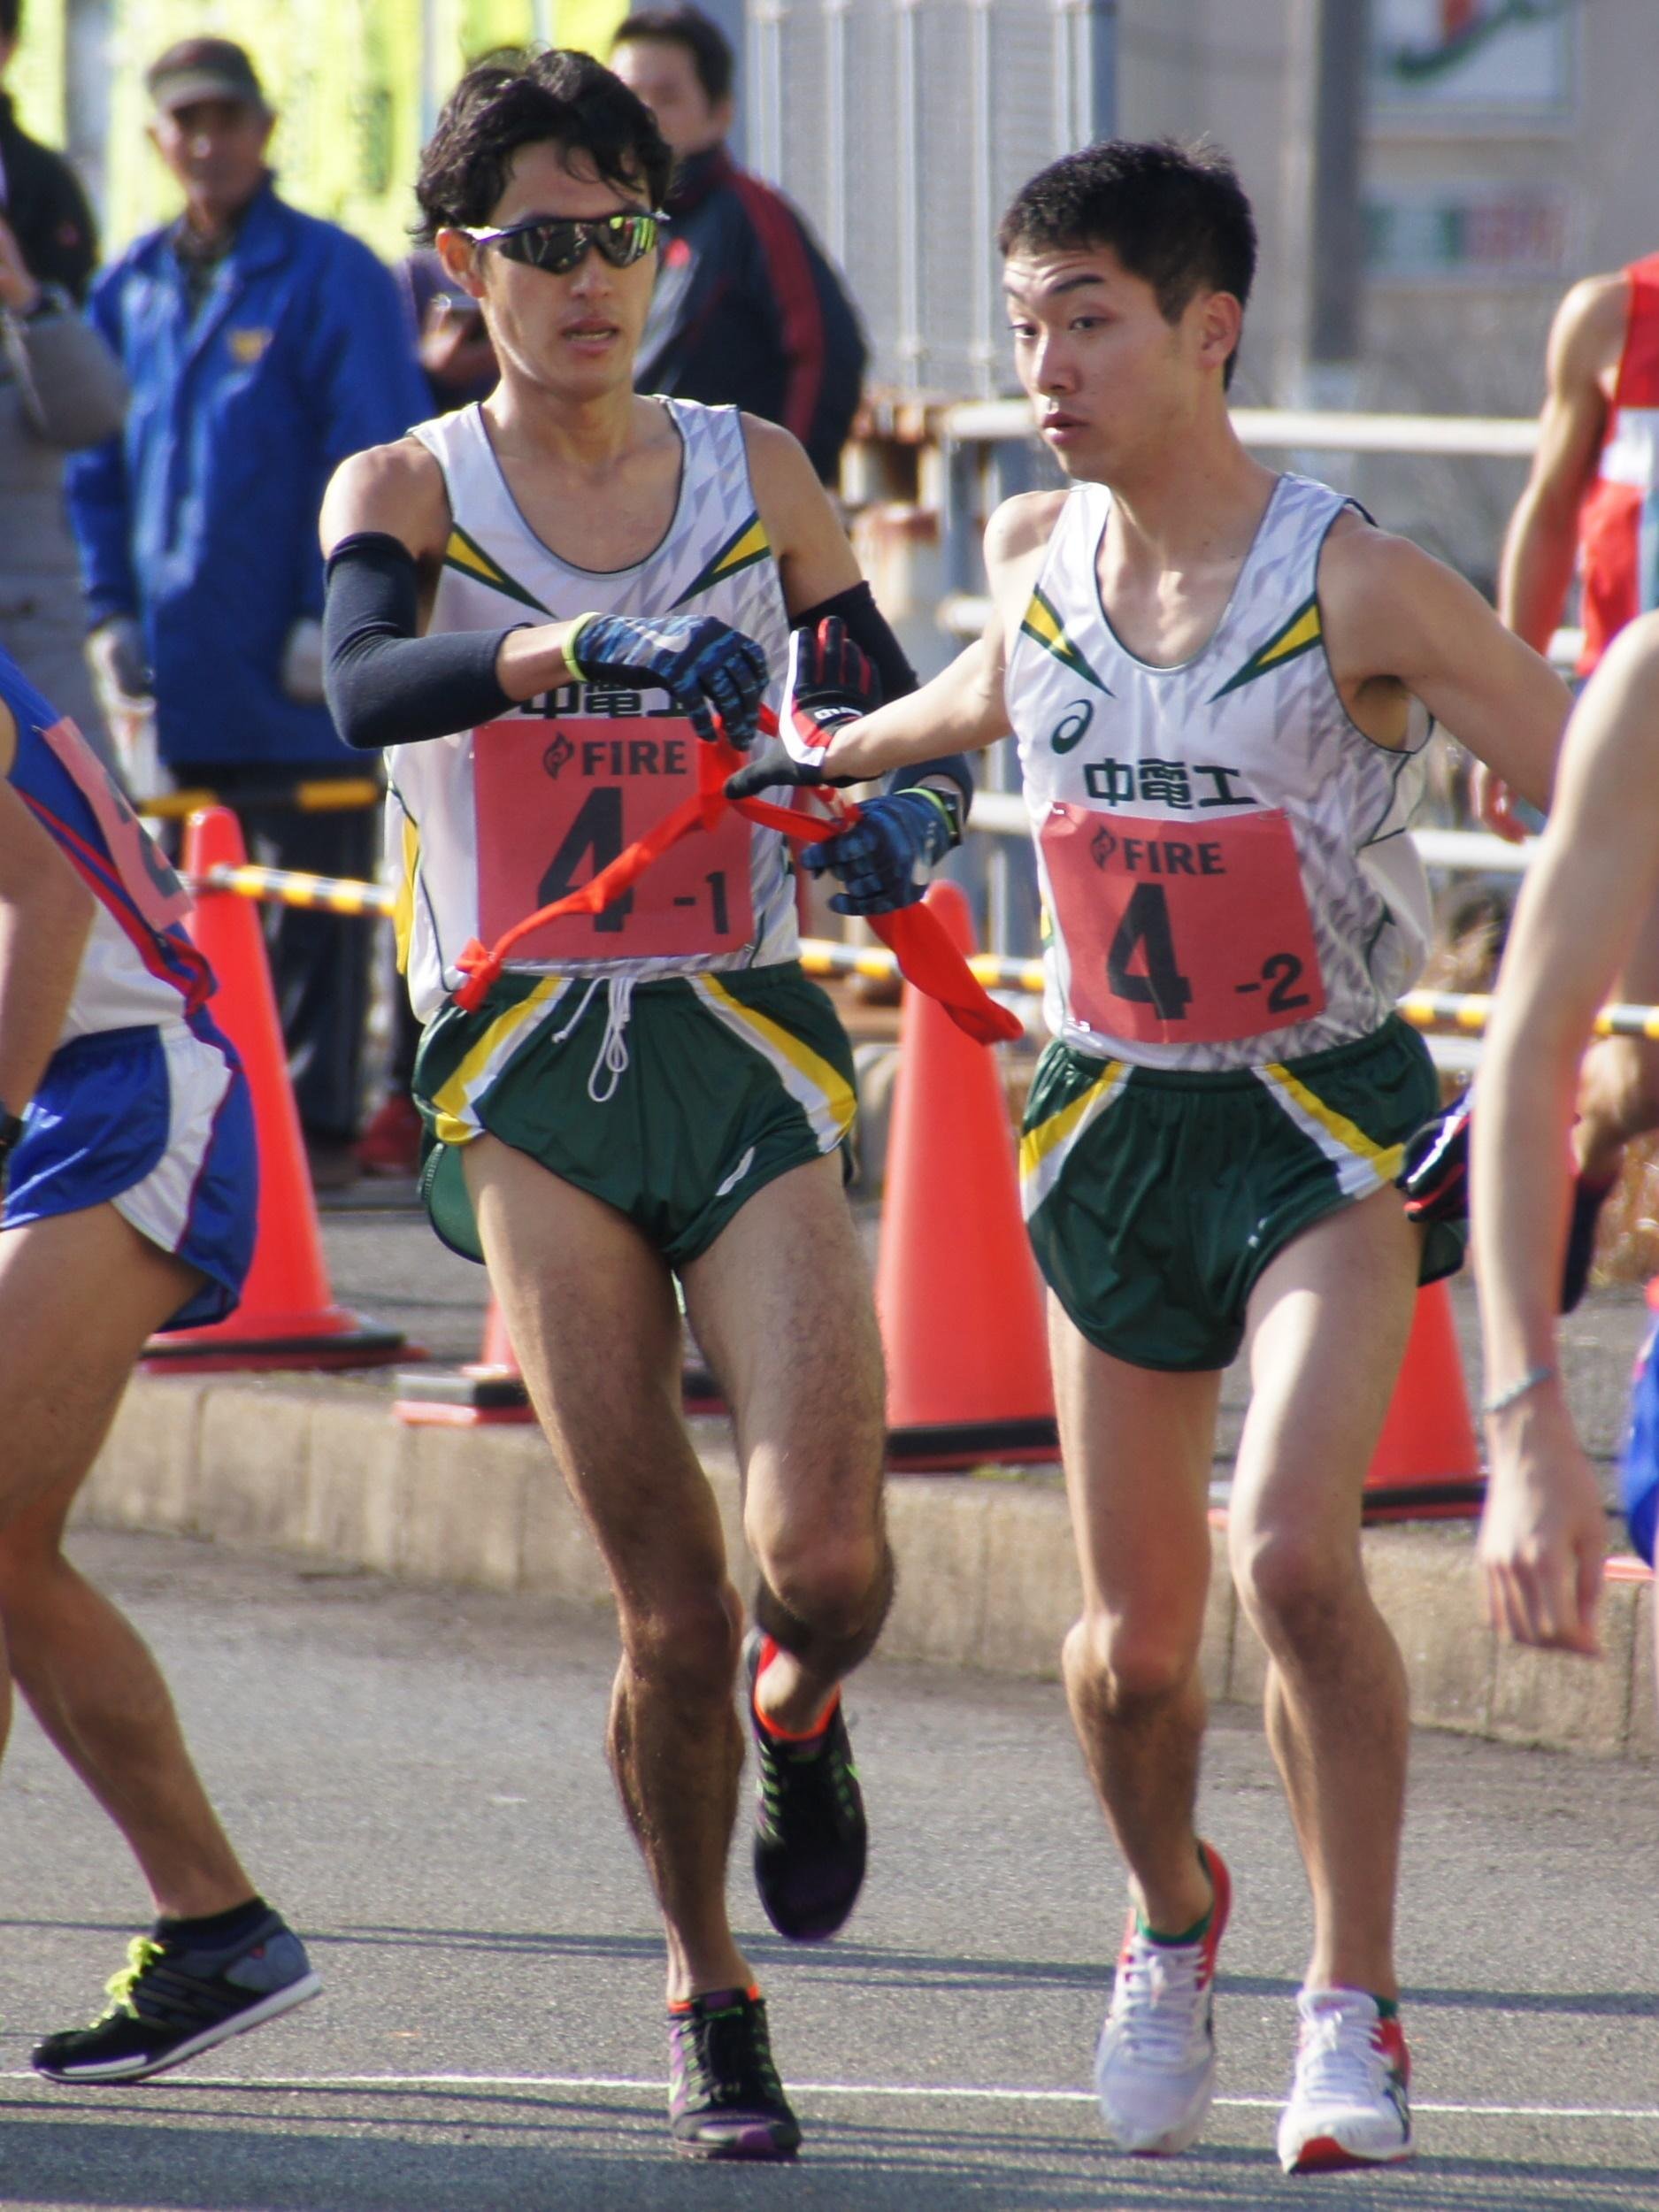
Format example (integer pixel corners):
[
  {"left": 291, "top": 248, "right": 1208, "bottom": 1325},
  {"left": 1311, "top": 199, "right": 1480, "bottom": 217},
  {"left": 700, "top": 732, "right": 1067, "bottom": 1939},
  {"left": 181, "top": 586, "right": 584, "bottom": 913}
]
[{"left": 454, "top": 710, "right": 1020, "bottom": 1045}]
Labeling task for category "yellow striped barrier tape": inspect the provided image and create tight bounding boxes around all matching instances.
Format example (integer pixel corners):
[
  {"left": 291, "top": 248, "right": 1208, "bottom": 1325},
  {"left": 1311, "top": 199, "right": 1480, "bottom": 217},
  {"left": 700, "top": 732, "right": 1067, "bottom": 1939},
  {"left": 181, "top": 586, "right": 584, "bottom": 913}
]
[
  {"left": 183, "top": 866, "right": 1659, "bottom": 1043},
  {"left": 194, "top": 863, "right": 394, "bottom": 917},
  {"left": 142, "top": 777, "right": 382, "bottom": 820}
]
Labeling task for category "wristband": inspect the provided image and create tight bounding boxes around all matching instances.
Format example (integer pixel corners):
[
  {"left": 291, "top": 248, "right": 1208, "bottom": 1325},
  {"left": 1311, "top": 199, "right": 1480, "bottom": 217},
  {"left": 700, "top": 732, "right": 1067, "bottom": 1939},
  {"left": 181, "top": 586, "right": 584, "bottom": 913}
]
[
  {"left": 1480, "top": 1363, "right": 1556, "bottom": 1418},
  {"left": 911, "top": 784, "right": 963, "bottom": 848},
  {"left": 564, "top": 614, "right": 600, "bottom": 685}
]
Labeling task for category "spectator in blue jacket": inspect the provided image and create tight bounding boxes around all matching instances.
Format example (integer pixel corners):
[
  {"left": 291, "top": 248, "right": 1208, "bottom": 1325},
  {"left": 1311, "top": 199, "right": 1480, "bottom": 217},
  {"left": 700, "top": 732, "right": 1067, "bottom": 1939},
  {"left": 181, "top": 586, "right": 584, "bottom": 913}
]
[
  {"left": 611, "top": 6, "right": 866, "bottom": 485},
  {"left": 66, "top": 37, "right": 428, "bottom": 1185}
]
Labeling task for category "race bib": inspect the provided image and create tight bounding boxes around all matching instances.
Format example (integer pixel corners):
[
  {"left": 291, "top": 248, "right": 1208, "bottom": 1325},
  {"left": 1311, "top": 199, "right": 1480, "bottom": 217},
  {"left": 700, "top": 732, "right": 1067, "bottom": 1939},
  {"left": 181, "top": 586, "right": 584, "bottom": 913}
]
[
  {"left": 473, "top": 716, "right": 755, "bottom": 963},
  {"left": 1041, "top": 803, "right": 1326, "bottom": 1046},
  {"left": 38, "top": 715, "right": 190, "bottom": 933}
]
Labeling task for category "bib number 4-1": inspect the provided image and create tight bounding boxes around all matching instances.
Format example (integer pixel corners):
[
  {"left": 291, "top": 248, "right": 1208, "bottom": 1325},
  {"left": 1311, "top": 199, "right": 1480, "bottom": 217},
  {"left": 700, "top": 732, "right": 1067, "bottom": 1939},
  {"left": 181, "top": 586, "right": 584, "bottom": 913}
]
[
  {"left": 1041, "top": 802, "right": 1327, "bottom": 1046},
  {"left": 473, "top": 716, "right": 755, "bottom": 963}
]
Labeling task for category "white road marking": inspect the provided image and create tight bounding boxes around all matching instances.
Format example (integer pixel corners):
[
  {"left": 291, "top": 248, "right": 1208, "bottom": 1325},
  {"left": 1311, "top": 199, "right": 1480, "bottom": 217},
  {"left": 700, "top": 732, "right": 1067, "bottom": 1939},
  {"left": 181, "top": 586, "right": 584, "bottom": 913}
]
[{"left": 5, "top": 2070, "right": 1655, "bottom": 2122}]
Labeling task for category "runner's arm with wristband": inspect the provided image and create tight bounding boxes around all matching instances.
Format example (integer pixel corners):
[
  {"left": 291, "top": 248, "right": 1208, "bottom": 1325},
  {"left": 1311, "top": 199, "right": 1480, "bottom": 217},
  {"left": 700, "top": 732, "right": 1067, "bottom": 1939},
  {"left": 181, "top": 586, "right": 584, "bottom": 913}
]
[
  {"left": 731, "top": 489, "right": 1063, "bottom": 801},
  {"left": 319, "top": 440, "right": 770, "bottom": 749},
  {"left": 1472, "top": 618, "right": 1659, "bottom": 1652},
  {"left": 733, "top": 611, "right": 968, "bottom": 914}
]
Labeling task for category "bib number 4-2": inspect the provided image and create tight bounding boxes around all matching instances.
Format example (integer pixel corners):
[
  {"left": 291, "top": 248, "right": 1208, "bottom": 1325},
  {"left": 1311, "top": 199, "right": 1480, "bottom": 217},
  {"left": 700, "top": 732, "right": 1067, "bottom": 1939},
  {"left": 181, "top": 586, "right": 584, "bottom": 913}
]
[
  {"left": 1041, "top": 803, "right": 1327, "bottom": 1046},
  {"left": 473, "top": 715, "right": 755, "bottom": 963}
]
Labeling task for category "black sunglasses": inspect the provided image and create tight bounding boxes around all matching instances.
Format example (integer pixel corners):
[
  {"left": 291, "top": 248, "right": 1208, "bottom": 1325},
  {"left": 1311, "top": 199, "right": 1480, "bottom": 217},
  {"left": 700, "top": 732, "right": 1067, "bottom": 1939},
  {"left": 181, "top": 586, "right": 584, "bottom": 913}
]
[{"left": 461, "top": 210, "right": 666, "bottom": 275}]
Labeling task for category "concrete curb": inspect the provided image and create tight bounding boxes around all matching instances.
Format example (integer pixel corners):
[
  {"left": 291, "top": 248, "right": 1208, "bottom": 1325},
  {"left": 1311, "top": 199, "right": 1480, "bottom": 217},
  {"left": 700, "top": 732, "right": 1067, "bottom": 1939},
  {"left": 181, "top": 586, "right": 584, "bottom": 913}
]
[{"left": 78, "top": 1371, "right": 1655, "bottom": 1764}]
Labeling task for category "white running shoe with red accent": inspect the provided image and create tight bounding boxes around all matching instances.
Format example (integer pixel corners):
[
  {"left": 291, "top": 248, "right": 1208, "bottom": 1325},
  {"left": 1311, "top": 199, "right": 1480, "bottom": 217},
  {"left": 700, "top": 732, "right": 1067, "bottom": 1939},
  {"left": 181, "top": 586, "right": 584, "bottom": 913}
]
[
  {"left": 1277, "top": 1988, "right": 1413, "bottom": 2174},
  {"left": 1094, "top": 1844, "right": 1232, "bottom": 2156}
]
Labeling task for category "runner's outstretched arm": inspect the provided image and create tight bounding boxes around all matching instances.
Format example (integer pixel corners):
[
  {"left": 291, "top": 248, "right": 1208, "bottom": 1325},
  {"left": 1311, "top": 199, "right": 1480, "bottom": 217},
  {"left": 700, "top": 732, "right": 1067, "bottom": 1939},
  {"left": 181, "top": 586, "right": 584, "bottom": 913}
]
[
  {"left": 1472, "top": 613, "right": 1659, "bottom": 1651},
  {"left": 319, "top": 440, "right": 769, "bottom": 748},
  {"left": 729, "top": 488, "right": 1063, "bottom": 789}
]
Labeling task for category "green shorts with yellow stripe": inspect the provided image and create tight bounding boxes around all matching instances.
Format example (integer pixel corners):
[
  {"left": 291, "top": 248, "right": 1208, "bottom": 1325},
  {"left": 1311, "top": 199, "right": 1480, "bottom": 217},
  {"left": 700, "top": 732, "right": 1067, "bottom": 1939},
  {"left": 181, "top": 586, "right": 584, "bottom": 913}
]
[
  {"left": 411, "top": 962, "right": 857, "bottom": 1268},
  {"left": 1019, "top": 1015, "right": 1462, "bottom": 1372}
]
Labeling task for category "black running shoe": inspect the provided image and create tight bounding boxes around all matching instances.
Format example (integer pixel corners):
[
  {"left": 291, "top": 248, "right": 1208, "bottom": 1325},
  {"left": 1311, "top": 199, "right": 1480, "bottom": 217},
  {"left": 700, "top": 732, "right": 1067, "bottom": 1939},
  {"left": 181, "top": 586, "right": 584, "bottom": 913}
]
[
  {"left": 1561, "top": 1171, "right": 1617, "bottom": 1314},
  {"left": 744, "top": 1628, "right": 866, "bottom": 1942},
  {"left": 667, "top": 1985, "right": 801, "bottom": 2160},
  {"left": 32, "top": 1911, "right": 320, "bottom": 2084}
]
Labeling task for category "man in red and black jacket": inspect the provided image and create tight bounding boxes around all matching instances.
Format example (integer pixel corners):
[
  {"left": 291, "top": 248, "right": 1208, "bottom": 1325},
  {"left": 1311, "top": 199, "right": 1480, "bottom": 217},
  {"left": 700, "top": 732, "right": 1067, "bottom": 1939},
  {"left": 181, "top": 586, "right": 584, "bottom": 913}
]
[{"left": 612, "top": 5, "right": 865, "bottom": 485}]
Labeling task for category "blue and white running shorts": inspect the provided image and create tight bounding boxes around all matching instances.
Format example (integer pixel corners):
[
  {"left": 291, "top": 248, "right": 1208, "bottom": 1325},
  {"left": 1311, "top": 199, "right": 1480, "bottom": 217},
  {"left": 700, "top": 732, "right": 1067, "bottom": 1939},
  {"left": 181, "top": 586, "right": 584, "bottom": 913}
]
[
  {"left": 2, "top": 1013, "right": 257, "bottom": 1330},
  {"left": 1619, "top": 1325, "right": 1659, "bottom": 1569}
]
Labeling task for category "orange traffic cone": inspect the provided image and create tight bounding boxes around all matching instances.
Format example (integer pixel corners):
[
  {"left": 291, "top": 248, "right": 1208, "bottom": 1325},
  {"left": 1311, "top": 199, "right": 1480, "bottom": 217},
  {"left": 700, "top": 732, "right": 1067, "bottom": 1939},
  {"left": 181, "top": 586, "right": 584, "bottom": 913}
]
[
  {"left": 394, "top": 1294, "right": 535, "bottom": 1425},
  {"left": 1361, "top": 1278, "right": 1485, "bottom": 1520},
  {"left": 878, "top": 882, "right": 1056, "bottom": 1469},
  {"left": 395, "top": 1295, "right": 726, "bottom": 1425},
  {"left": 143, "top": 809, "right": 403, "bottom": 1371}
]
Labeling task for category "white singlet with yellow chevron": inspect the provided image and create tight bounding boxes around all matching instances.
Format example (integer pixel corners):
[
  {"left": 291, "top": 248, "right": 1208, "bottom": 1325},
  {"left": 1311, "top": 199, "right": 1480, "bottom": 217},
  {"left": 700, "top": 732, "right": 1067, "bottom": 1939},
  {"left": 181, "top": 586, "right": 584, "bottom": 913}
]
[
  {"left": 389, "top": 397, "right": 793, "bottom": 1021},
  {"left": 1007, "top": 471, "right": 1432, "bottom": 1073}
]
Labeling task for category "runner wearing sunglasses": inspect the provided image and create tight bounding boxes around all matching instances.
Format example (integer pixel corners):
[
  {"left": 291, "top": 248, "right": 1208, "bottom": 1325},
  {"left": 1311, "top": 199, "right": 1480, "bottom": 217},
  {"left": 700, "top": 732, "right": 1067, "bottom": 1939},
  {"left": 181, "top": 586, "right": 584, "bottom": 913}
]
[
  {"left": 460, "top": 207, "right": 665, "bottom": 273},
  {"left": 318, "top": 48, "right": 970, "bottom": 2163}
]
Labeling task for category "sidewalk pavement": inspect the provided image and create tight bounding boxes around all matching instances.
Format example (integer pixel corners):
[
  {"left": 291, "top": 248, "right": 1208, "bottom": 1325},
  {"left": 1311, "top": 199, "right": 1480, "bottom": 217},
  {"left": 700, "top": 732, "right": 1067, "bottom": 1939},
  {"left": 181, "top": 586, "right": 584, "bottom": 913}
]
[{"left": 73, "top": 1189, "right": 1656, "bottom": 1767}]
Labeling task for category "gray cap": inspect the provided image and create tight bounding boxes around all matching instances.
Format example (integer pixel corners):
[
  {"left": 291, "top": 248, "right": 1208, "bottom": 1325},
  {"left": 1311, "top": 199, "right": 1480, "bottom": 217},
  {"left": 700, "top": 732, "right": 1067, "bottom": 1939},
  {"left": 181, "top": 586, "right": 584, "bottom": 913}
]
[{"left": 145, "top": 37, "right": 268, "bottom": 116}]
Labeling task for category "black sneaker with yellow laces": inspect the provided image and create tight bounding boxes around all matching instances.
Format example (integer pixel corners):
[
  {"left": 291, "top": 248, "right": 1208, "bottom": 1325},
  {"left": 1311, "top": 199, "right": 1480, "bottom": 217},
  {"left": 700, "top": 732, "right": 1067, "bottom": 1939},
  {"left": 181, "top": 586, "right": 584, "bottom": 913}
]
[{"left": 32, "top": 1902, "right": 319, "bottom": 2084}]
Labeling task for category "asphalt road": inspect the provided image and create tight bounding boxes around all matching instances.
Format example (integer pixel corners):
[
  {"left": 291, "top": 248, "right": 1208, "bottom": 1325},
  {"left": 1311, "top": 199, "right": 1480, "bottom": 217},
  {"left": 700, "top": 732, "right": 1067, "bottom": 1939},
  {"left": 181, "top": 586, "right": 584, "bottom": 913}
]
[{"left": 0, "top": 1531, "right": 1654, "bottom": 2210}]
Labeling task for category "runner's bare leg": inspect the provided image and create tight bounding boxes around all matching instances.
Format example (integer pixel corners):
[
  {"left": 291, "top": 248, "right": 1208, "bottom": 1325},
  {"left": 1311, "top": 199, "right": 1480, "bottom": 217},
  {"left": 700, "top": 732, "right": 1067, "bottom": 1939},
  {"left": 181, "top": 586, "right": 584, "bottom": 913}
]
[
  {"left": 1049, "top": 1304, "right": 1221, "bottom": 1934},
  {"left": 0, "top": 1204, "right": 257, "bottom": 1918},
  {"left": 465, "top": 1135, "right": 751, "bottom": 2001},
  {"left": 682, "top": 1154, "right": 889, "bottom": 1733},
  {"left": 1228, "top": 1187, "right": 1418, "bottom": 1998}
]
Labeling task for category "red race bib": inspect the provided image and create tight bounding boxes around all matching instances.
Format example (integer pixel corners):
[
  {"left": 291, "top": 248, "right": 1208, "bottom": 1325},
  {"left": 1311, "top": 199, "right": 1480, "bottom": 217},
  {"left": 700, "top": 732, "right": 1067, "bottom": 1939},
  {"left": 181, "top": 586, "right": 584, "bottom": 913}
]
[
  {"left": 39, "top": 716, "right": 191, "bottom": 933},
  {"left": 1041, "top": 803, "right": 1326, "bottom": 1046},
  {"left": 473, "top": 716, "right": 755, "bottom": 963}
]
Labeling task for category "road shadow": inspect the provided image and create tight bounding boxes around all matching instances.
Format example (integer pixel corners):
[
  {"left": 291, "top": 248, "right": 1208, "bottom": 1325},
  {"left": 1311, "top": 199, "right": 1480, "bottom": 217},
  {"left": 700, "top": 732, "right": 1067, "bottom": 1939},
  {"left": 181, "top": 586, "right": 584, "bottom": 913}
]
[{"left": 0, "top": 2101, "right": 1652, "bottom": 2212}]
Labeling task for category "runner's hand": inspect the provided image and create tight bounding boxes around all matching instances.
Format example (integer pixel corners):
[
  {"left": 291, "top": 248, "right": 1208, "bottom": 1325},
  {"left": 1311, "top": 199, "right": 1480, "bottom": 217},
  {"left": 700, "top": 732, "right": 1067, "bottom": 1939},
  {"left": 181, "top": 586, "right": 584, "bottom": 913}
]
[
  {"left": 1471, "top": 761, "right": 1531, "bottom": 845},
  {"left": 787, "top": 615, "right": 879, "bottom": 748},
  {"left": 724, "top": 744, "right": 862, "bottom": 797},
  {"left": 567, "top": 613, "right": 768, "bottom": 749},
  {"left": 1478, "top": 1386, "right": 1607, "bottom": 1657},
  {"left": 725, "top": 617, "right": 879, "bottom": 795},
  {"left": 801, "top": 789, "right": 959, "bottom": 915}
]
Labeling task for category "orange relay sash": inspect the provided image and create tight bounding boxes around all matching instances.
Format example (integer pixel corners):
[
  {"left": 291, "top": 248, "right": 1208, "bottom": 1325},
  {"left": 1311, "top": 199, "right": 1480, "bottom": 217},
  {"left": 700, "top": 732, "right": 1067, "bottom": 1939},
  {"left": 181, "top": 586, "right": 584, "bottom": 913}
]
[{"left": 452, "top": 710, "right": 1021, "bottom": 1045}]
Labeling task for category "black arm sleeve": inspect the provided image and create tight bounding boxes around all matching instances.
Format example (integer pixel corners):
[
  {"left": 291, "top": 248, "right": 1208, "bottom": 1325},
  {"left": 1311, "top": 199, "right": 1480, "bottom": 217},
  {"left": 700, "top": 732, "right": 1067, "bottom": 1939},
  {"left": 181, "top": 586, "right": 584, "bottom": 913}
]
[
  {"left": 323, "top": 531, "right": 523, "bottom": 750},
  {"left": 788, "top": 579, "right": 973, "bottom": 818},
  {"left": 790, "top": 578, "right": 916, "bottom": 702}
]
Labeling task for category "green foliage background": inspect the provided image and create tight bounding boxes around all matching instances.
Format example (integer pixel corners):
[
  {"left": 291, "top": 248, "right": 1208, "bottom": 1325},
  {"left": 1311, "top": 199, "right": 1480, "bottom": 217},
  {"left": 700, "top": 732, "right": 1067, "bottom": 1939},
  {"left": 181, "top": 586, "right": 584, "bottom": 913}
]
[{"left": 12, "top": 0, "right": 628, "bottom": 257}]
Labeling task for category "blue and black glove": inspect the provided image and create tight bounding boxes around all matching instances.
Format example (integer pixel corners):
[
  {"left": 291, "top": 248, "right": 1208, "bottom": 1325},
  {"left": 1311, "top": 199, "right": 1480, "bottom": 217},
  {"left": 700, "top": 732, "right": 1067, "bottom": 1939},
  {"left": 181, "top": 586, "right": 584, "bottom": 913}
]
[
  {"left": 724, "top": 616, "right": 877, "bottom": 796},
  {"left": 802, "top": 787, "right": 961, "bottom": 915},
  {"left": 566, "top": 612, "right": 768, "bottom": 749}
]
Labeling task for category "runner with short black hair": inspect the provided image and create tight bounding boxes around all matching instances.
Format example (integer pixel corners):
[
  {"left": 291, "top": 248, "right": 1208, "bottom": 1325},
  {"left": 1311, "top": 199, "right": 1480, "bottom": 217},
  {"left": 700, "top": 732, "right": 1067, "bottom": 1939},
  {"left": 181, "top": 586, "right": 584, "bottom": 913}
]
[
  {"left": 734, "top": 134, "right": 1569, "bottom": 2172},
  {"left": 321, "top": 48, "right": 968, "bottom": 2162}
]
